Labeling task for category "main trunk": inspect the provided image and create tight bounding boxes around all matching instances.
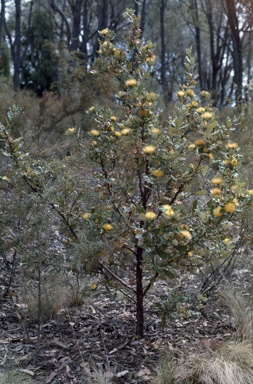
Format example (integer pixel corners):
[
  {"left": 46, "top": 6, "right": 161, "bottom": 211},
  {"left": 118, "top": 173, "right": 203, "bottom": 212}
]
[{"left": 136, "top": 246, "right": 144, "bottom": 338}]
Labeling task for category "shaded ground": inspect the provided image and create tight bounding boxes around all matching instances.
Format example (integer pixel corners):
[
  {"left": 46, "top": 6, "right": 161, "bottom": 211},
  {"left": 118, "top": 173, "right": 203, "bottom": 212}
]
[{"left": 0, "top": 257, "right": 242, "bottom": 384}]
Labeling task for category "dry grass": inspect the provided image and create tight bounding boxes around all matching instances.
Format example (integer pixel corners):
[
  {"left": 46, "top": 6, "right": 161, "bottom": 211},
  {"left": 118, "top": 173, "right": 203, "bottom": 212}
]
[
  {"left": 21, "top": 272, "right": 86, "bottom": 320},
  {"left": 83, "top": 365, "right": 115, "bottom": 384},
  {"left": 155, "top": 289, "right": 253, "bottom": 384},
  {"left": 156, "top": 341, "right": 253, "bottom": 384},
  {"left": 220, "top": 289, "right": 253, "bottom": 341}
]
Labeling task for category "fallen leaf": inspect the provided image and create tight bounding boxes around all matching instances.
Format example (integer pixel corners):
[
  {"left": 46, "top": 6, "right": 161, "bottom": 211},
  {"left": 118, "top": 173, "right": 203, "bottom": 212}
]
[
  {"left": 46, "top": 371, "right": 57, "bottom": 383},
  {"left": 116, "top": 370, "right": 129, "bottom": 378},
  {"left": 19, "top": 368, "right": 34, "bottom": 376}
]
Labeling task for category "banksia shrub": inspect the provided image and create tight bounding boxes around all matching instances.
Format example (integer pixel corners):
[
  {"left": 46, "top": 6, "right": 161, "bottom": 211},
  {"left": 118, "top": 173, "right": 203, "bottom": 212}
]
[{"left": 78, "top": 9, "right": 252, "bottom": 336}]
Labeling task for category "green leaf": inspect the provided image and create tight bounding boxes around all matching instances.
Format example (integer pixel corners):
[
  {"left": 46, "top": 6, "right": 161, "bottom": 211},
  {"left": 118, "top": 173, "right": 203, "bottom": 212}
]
[
  {"left": 192, "top": 200, "right": 198, "bottom": 211},
  {"left": 195, "top": 190, "right": 207, "bottom": 196}
]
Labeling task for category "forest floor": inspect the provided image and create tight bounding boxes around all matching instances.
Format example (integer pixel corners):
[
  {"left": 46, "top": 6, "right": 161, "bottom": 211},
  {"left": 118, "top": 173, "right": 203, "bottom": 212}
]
[{"left": 0, "top": 255, "right": 251, "bottom": 384}]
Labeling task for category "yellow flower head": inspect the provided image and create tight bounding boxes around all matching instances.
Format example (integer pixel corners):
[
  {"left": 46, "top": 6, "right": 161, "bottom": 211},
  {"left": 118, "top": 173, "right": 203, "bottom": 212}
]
[
  {"left": 103, "top": 223, "right": 113, "bottom": 231},
  {"left": 139, "top": 109, "right": 148, "bottom": 118},
  {"left": 164, "top": 207, "right": 175, "bottom": 217},
  {"left": 92, "top": 141, "right": 97, "bottom": 146},
  {"left": 147, "top": 92, "right": 157, "bottom": 101},
  {"left": 111, "top": 116, "right": 117, "bottom": 122},
  {"left": 188, "top": 144, "right": 196, "bottom": 150},
  {"left": 90, "top": 283, "right": 97, "bottom": 290},
  {"left": 115, "top": 131, "right": 121, "bottom": 137},
  {"left": 153, "top": 169, "right": 164, "bottom": 178},
  {"left": 211, "top": 188, "right": 221, "bottom": 196},
  {"left": 2, "top": 176, "right": 8, "bottom": 181},
  {"left": 197, "top": 107, "right": 205, "bottom": 114},
  {"left": 195, "top": 139, "right": 205, "bottom": 146},
  {"left": 143, "top": 145, "right": 156, "bottom": 154},
  {"left": 88, "top": 106, "right": 95, "bottom": 112},
  {"left": 125, "top": 79, "right": 137, "bottom": 87},
  {"left": 66, "top": 127, "right": 76, "bottom": 134},
  {"left": 150, "top": 128, "right": 160, "bottom": 135},
  {"left": 121, "top": 128, "right": 131, "bottom": 135},
  {"left": 145, "top": 211, "right": 157, "bottom": 220},
  {"left": 213, "top": 206, "right": 222, "bottom": 217},
  {"left": 212, "top": 177, "right": 222, "bottom": 185},
  {"left": 249, "top": 189, "right": 253, "bottom": 196},
  {"left": 146, "top": 55, "right": 156, "bottom": 65},
  {"left": 201, "top": 112, "right": 213, "bottom": 120},
  {"left": 83, "top": 213, "right": 91, "bottom": 219},
  {"left": 223, "top": 159, "right": 230, "bottom": 166},
  {"left": 201, "top": 90, "right": 210, "bottom": 98},
  {"left": 227, "top": 142, "right": 238, "bottom": 149},
  {"left": 224, "top": 202, "right": 236, "bottom": 213},
  {"left": 177, "top": 90, "right": 185, "bottom": 97},
  {"left": 100, "top": 28, "right": 109, "bottom": 35},
  {"left": 186, "top": 89, "right": 195, "bottom": 97},
  {"left": 91, "top": 129, "right": 100, "bottom": 136},
  {"left": 180, "top": 230, "right": 192, "bottom": 240},
  {"left": 191, "top": 101, "right": 199, "bottom": 107},
  {"left": 224, "top": 238, "right": 230, "bottom": 245},
  {"left": 230, "top": 158, "right": 238, "bottom": 166}
]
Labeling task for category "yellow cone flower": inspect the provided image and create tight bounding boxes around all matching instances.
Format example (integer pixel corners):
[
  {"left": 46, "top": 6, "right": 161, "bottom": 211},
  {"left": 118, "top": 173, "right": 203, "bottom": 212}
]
[
  {"left": 103, "top": 223, "right": 113, "bottom": 231},
  {"left": 150, "top": 128, "right": 160, "bottom": 135},
  {"left": 145, "top": 211, "right": 157, "bottom": 220},
  {"left": 143, "top": 145, "right": 156, "bottom": 154},
  {"left": 180, "top": 230, "right": 192, "bottom": 240},
  {"left": 121, "top": 128, "right": 131, "bottom": 135},
  {"left": 153, "top": 169, "right": 164, "bottom": 177},
  {"left": 212, "top": 177, "right": 222, "bottom": 185},
  {"left": 211, "top": 188, "right": 221, "bottom": 196},
  {"left": 201, "top": 112, "right": 213, "bottom": 120},
  {"left": 213, "top": 207, "right": 222, "bottom": 217},
  {"left": 224, "top": 202, "right": 236, "bottom": 213},
  {"left": 227, "top": 142, "right": 238, "bottom": 149},
  {"left": 91, "top": 129, "right": 100, "bottom": 136},
  {"left": 177, "top": 90, "right": 185, "bottom": 97},
  {"left": 195, "top": 139, "right": 205, "bottom": 146},
  {"left": 125, "top": 79, "right": 137, "bottom": 87},
  {"left": 100, "top": 28, "right": 109, "bottom": 35},
  {"left": 224, "top": 238, "right": 230, "bottom": 245}
]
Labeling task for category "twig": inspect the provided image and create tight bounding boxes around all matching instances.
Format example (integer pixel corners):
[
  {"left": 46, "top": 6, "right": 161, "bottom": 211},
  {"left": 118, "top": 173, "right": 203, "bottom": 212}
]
[{"left": 97, "top": 259, "right": 135, "bottom": 293}]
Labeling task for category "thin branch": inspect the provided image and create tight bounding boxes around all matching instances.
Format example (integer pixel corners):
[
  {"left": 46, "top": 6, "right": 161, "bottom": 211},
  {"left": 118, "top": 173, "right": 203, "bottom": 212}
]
[{"left": 97, "top": 259, "right": 135, "bottom": 293}]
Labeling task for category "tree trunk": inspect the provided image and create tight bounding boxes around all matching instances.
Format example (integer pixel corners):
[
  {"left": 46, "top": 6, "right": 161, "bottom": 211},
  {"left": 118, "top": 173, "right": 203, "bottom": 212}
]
[
  {"left": 224, "top": 0, "right": 243, "bottom": 105},
  {"left": 160, "top": 0, "right": 171, "bottom": 103},
  {"left": 51, "top": 0, "right": 71, "bottom": 49},
  {"left": 136, "top": 246, "right": 144, "bottom": 338},
  {"left": 139, "top": 0, "right": 148, "bottom": 38},
  {"left": 0, "top": 0, "right": 5, "bottom": 49},
  {"left": 13, "top": 0, "right": 21, "bottom": 91},
  {"left": 190, "top": 0, "right": 203, "bottom": 90},
  {"left": 70, "top": 0, "right": 83, "bottom": 52},
  {"left": 80, "top": 0, "right": 88, "bottom": 63}
]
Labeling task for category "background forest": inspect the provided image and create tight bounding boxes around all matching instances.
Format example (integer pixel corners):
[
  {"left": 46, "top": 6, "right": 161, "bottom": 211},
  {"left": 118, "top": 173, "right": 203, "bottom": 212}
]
[
  {"left": 2, "top": 1, "right": 253, "bottom": 384},
  {"left": 0, "top": 0, "right": 253, "bottom": 106}
]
